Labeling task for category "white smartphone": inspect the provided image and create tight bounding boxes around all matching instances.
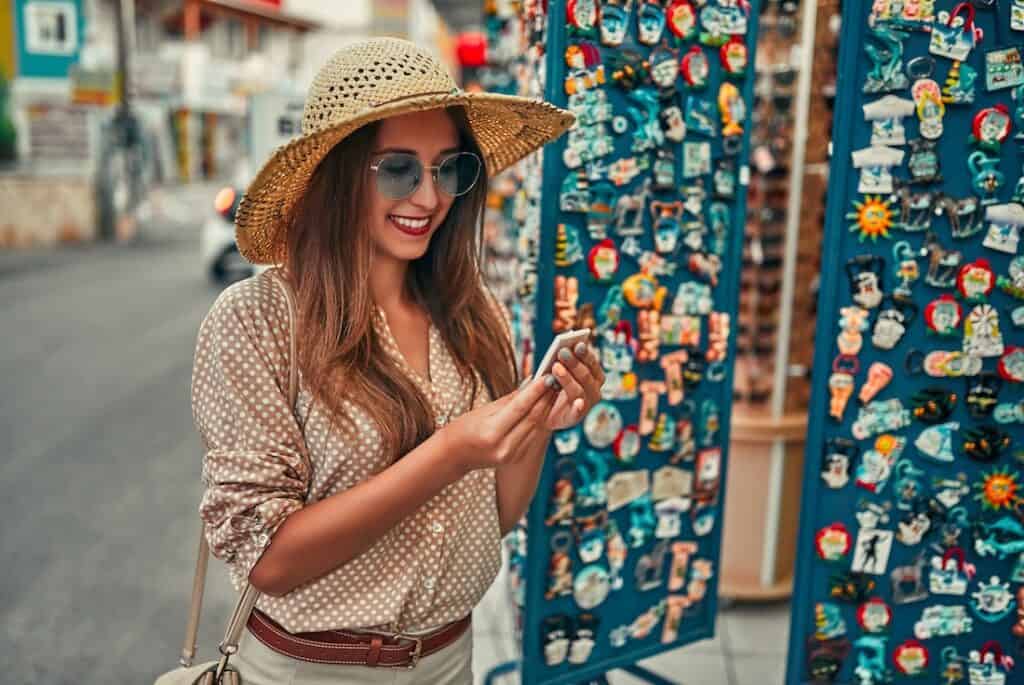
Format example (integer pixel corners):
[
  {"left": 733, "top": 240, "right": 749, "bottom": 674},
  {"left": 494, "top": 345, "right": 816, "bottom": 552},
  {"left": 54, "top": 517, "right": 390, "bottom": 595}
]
[{"left": 533, "top": 329, "right": 592, "bottom": 381}]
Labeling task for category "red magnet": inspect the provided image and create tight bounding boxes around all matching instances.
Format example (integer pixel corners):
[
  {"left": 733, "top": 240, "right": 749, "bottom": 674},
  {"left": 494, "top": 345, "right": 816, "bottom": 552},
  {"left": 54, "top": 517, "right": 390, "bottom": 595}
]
[
  {"left": 567, "top": 0, "right": 598, "bottom": 31},
  {"left": 957, "top": 257, "right": 996, "bottom": 301},
  {"left": 681, "top": 45, "right": 710, "bottom": 89},
  {"left": 924, "top": 294, "right": 963, "bottom": 335},
  {"left": 815, "top": 522, "right": 852, "bottom": 561},
  {"left": 973, "top": 104, "right": 1012, "bottom": 148},
  {"left": 719, "top": 35, "right": 748, "bottom": 78},
  {"left": 857, "top": 597, "right": 892, "bottom": 633},
  {"left": 892, "top": 639, "right": 928, "bottom": 676},
  {"left": 588, "top": 238, "right": 620, "bottom": 283},
  {"left": 666, "top": 0, "right": 697, "bottom": 40}
]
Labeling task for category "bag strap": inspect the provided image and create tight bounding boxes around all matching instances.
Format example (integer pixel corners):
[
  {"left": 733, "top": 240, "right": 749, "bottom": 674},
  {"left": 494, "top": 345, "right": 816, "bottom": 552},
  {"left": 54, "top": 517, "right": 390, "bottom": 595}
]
[{"left": 179, "top": 267, "right": 300, "bottom": 669}]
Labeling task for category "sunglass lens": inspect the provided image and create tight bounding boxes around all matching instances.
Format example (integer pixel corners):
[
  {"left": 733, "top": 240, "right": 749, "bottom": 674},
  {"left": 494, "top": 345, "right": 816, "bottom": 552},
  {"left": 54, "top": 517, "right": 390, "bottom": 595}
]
[
  {"left": 376, "top": 154, "right": 422, "bottom": 200},
  {"left": 437, "top": 152, "right": 481, "bottom": 197}
]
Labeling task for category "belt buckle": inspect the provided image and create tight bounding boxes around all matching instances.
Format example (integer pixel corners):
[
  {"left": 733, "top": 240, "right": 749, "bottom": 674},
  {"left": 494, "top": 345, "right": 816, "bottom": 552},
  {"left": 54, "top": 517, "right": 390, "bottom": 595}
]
[{"left": 395, "top": 634, "right": 423, "bottom": 669}]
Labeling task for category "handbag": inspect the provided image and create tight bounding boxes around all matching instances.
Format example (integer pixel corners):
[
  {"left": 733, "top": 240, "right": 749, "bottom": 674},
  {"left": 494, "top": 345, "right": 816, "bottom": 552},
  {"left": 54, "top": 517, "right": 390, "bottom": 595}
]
[{"left": 155, "top": 268, "right": 299, "bottom": 685}]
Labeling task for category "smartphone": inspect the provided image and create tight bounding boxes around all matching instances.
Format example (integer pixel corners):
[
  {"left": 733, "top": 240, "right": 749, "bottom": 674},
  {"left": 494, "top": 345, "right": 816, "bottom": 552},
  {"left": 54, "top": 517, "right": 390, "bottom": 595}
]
[{"left": 533, "top": 329, "right": 592, "bottom": 381}]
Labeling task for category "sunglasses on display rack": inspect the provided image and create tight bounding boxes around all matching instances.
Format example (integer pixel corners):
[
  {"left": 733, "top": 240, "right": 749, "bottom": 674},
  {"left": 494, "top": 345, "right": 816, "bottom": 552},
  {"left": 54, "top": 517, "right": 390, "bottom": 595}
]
[{"left": 369, "top": 151, "right": 482, "bottom": 201}]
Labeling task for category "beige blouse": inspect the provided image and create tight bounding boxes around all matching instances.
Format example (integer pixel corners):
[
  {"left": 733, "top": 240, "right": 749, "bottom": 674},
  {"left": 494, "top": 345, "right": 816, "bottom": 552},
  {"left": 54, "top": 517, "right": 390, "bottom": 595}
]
[{"left": 190, "top": 270, "right": 503, "bottom": 635}]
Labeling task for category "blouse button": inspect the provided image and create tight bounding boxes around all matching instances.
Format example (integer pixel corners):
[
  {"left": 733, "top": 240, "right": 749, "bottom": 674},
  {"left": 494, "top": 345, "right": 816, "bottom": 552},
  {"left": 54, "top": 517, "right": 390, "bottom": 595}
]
[
  {"left": 431, "top": 521, "right": 445, "bottom": 535},
  {"left": 435, "top": 415, "right": 448, "bottom": 427},
  {"left": 255, "top": 533, "right": 270, "bottom": 546},
  {"left": 424, "top": 576, "right": 436, "bottom": 590}
]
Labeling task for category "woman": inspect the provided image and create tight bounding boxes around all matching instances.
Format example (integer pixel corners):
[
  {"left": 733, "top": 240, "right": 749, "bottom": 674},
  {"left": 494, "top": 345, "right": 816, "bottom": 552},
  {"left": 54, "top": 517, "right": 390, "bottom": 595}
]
[{"left": 190, "top": 38, "right": 603, "bottom": 684}]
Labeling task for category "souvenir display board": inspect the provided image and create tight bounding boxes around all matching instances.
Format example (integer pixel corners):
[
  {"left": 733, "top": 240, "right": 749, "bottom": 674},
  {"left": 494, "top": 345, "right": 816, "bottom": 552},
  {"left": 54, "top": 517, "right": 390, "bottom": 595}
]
[
  {"left": 495, "top": 1, "right": 763, "bottom": 683},
  {"left": 786, "top": 1, "right": 1024, "bottom": 683}
]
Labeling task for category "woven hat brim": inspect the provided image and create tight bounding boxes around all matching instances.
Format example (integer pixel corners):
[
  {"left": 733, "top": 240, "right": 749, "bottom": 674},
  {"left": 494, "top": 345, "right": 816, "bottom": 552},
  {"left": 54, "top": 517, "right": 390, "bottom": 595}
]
[{"left": 234, "top": 92, "right": 575, "bottom": 265}]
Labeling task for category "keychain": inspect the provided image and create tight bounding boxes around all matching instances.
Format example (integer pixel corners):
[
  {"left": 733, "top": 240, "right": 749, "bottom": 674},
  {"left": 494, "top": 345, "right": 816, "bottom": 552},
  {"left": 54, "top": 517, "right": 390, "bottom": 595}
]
[
  {"left": 545, "top": 459, "right": 577, "bottom": 526},
  {"left": 545, "top": 531, "right": 575, "bottom": 600}
]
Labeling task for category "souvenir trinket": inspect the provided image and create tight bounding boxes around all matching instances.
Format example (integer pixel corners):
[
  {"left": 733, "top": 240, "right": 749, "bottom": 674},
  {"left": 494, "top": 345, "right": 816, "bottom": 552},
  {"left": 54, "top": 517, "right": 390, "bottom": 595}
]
[
  {"left": 864, "top": 95, "right": 915, "bottom": 146},
  {"left": 859, "top": 362, "right": 894, "bottom": 405},
  {"left": 962, "top": 426, "right": 1011, "bottom": 463},
  {"left": 815, "top": 602, "right": 848, "bottom": 641},
  {"left": 719, "top": 35, "right": 747, "bottom": 79},
  {"left": 831, "top": 571, "right": 877, "bottom": 604},
  {"left": 574, "top": 564, "right": 611, "bottom": 610},
  {"left": 864, "top": 25, "right": 910, "bottom": 94},
  {"left": 931, "top": 547, "right": 976, "bottom": 596},
  {"left": 1014, "top": 587, "right": 1024, "bottom": 632},
  {"left": 959, "top": 259, "right": 996, "bottom": 302},
  {"left": 652, "top": 465, "right": 692, "bottom": 502},
  {"left": 687, "top": 558, "right": 714, "bottom": 601},
  {"left": 998, "top": 255, "right": 1024, "bottom": 299},
  {"left": 966, "top": 372, "right": 1001, "bottom": 419},
  {"left": 585, "top": 182, "right": 617, "bottom": 239},
  {"left": 545, "top": 459, "right": 576, "bottom": 527},
  {"left": 816, "top": 522, "right": 853, "bottom": 562},
  {"left": 853, "top": 146, "right": 905, "bottom": 194},
  {"left": 858, "top": 597, "right": 893, "bottom": 634},
  {"left": 584, "top": 401, "right": 623, "bottom": 448},
  {"left": 983, "top": 202, "right": 1024, "bottom": 253},
  {"left": 967, "top": 641, "right": 1015, "bottom": 685},
  {"left": 907, "top": 349, "right": 983, "bottom": 377},
  {"left": 893, "top": 639, "right": 929, "bottom": 677},
  {"left": 971, "top": 104, "right": 1012, "bottom": 154},
  {"left": 718, "top": 82, "right": 745, "bottom": 137},
  {"left": 698, "top": 1, "right": 747, "bottom": 46},
  {"left": 660, "top": 350, "right": 688, "bottom": 405},
  {"left": 994, "top": 398, "right": 1024, "bottom": 424},
  {"left": 829, "top": 355, "right": 858, "bottom": 420},
  {"left": 925, "top": 294, "right": 962, "bottom": 336},
  {"left": 610, "top": 424, "right": 640, "bottom": 464},
  {"left": 680, "top": 45, "right": 709, "bottom": 89},
  {"left": 587, "top": 238, "right": 619, "bottom": 283},
  {"left": 543, "top": 614, "right": 572, "bottom": 666},
  {"left": 636, "top": 0, "right": 667, "bottom": 45},
  {"left": 627, "top": 601, "right": 664, "bottom": 639},
  {"left": 907, "top": 139, "right": 942, "bottom": 184},
  {"left": 609, "top": 49, "right": 650, "bottom": 91},
  {"left": 847, "top": 195, "right": 894, "bottom": 242},
  {"left": 554, "top": 429, "right": 581, "bottom": 456},
  {"left": 667, "top": 0, "right": 697, "bottom": 40},
  {"left": 929, "top": 3, "right": 983, "bottom": 62},
  {"left": 695, "top": 446, "right": 721, "bottom": 495},
  {"left": 635, "top": 540, "right": 669, "bottom": 589},
  {"left": 609, "top": 625, "right": 630, "bottom": 648},
  {"left": 806, "top": 636, "right": 852, "bottom": 683},
  {"left": 933, "top": 477, "right": 970, "bottom": 513},
  {"left": 971, "top": 577, "right": 1017, "bottom": 623},
  {"left": 567, "top": 613, "right": 599, "bottom": 665},
  {"left": 966, "top": 151, "right": 1004, "bottom": 205},
  {"left": 576, "top": 450, "right": 610, "bottom": 506},
  {"left": 648, "top": 46, "right": 680, "bottom": 95},
  {"left": 652, "top": 148, "right": 675, "bottom": 190},
  {"left": 1016, "top": 0, "right": 1024, "bottom": 30},
  {"left": 567, "top": 0, "right": 599, "bottom": 36},
  {"left": 622, "top": 270, "right": 666, "bottom": 309},
  {"left": 662, "top": 595, "right": 691, "bottom": 644},
  {"left": 687, "top": 251, "right": 722, "bottom": 285},
  {"left": 649, "top": 411, "right": 676, "bottom": 452},
  {"left": 893, "top": 459, "right": 927, "bottom": 508},
  {"left": 921, "top": 230, "right": 962, "bottom": 287},
  {"left": 986, "top": 47, "right": 1024, "bottom": 92},
  {"left": 913, "top": 78, "right": 946, "bottom": 139},
  {"left": 672, "top": 282, "right": 712, "bottom": 316},
  {"left": 554, "top": 223, "right": 584, "bottom": 267},
  {"left": 614, "top": 178, "right": 652, "bottom": 236},
  {"left": 553, "top": 275, "right": 579, "bottom": 333},
  {"left": 852, "top": 399, "right": 911, "bottom": 440},
  {"left": 822, "top": 438, "right": 857, "bottom": 489},
  {"left": 713, "top": 160, "right": 736, "bottom": 199},
  {"left": 683, "top": 141, "right": 712, "bottom": 178},
  {"left": 872, "top": 297, "right": 916, "bottom": 350},
  {"left": 853, "top": 634, "right": 892, "bottom": 684},
  {"left": 939, "top": 646, "right": 967, "bottom": 685},
  {"left": 915, "top": 605, "right": 973, "bottom": 641},
  {"left": 936, "top": 194, "right": 985, "bottom": 239},
  {"left": 851, "top": 528, "right": 894, "bottom": 575},
  {"left": 668, "top": 541, "right": 697, "bottom": 593},
  {"left": 598, "top": 0, "right": 631, "bottom": 46},
  {"left": 943, "top": 60, "right": 977, "bottom": 105},
  {"left": 650, "top": 201, "right": 685, "bottom": 254},
  {"left": 915, "top": 422, "right": 958, "bottom": 462},
  {"left": 564, "top": 41, "right": 606, "bottom": 96},
  {"left": 671, "top": 415, "right": 696, "bottom": 464},
  {"left": 545, "top": 531, "right": 574, "bottom": 599},
  {"left": 998, "top": 346, "right": 1024, "bottom": 382},
  {"left": 856, "top": 434, "right": 905, "bottom": 493},
  {"left": 891, "top": 185, "right": 935, "bottom": 233},
  {"left": 891, "top": 553, "right": 929, "bottom": 604},
  {"left": 628, "top": 494, "right": 657, "bottom": 547},
  {"left": 963, "top": 304, "right": 1004, "bottom": 357},
  {"left": 606, "top": 521, "right": 628, "bottom": 590},
  {"left": 691, "top": 501, "right": 716, "bottom": 537},
  {"left": 660, "top": 104, "right": 686, "bottom": 141},
  {"left": 685, "top": 96, "right": 717, "bottom": 137},
  {"left": 578, "top": 520, "right": 607, "bottom": 564}
]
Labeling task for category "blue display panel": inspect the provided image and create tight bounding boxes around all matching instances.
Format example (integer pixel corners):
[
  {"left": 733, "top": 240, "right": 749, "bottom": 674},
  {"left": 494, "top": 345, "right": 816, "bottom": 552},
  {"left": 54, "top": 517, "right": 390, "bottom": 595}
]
[
  {"left": 502, "top": 2, "right": 762, "bottom": 683},
  {"left": 787, "top": 2, "right": 1024, "bottom": 684}
]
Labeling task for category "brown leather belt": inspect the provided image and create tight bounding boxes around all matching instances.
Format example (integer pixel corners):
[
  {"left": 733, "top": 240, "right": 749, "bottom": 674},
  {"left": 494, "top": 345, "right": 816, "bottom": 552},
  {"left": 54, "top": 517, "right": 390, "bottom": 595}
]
[{"left": 245, "top": 608, "right": 471, "bottom": 669}]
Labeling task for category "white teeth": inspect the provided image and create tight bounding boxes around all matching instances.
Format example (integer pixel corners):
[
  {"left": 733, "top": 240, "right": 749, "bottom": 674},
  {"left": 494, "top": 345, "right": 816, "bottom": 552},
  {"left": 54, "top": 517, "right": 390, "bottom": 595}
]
[{"left": 390, "top": 215, "right": 429, "bottom": 229}]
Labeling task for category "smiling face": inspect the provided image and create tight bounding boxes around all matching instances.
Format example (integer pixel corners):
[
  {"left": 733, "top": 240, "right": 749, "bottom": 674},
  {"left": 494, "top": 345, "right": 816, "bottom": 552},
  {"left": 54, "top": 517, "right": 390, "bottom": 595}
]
[{"left": 367, "top": 109, "right": 460, "bottom": 265}]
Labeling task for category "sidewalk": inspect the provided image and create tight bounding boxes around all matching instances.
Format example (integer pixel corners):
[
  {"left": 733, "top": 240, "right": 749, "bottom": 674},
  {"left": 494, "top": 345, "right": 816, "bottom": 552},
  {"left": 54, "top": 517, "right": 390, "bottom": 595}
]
[{"left": 471, "top": 563, "right": 790, "bottom": 684}]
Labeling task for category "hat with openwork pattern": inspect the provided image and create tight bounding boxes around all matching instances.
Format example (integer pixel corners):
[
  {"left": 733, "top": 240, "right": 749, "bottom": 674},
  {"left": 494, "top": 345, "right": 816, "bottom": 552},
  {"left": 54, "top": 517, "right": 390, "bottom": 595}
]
[{"left": 235, "top": 37, "right": 575, "bottom": 265}]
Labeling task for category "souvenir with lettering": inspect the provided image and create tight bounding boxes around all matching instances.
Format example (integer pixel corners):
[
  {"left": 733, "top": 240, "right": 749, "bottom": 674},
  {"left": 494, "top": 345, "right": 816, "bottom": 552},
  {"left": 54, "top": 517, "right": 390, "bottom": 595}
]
[
  {"left": 971, "top": 104, "right": 1012, "bottom": 154},
  {"left": 680, "top": 45, "right": 709, "bottom": 90},
  {"left": 907, "top": 138, "right": 942, "bottom": 184},
  {"left": 982, "top": 202, "right": 1024, "bottom": 253},
  {"left": 913, "top": 77, "right": 946, "bottom": 139},
  {"left": 942, "top": 60, "right": 977, "bottom": 105},
  {"left": 636, "top": 0, "right": 667, "bottom": 45},
  {"left": 986, "top": 47, "right": 1024, "bottom": 93},
  {"left": 929, "top": 3, "right": 983, "bottom": 62},
  {"left": 599, "top": 0, "right": 631, "bottom": 46},
  {"left": 553, "top": 275, "right": 580, "bottom": 333},
  {"left": 864, "top": 95, "right": 915, "bottom": 146}
]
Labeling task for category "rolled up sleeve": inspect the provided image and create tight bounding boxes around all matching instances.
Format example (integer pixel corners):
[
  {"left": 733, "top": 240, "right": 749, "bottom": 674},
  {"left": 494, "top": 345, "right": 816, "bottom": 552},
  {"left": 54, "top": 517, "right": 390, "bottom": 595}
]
[{"left": 190, "top": 277, "right": 310, "bottom": 581}]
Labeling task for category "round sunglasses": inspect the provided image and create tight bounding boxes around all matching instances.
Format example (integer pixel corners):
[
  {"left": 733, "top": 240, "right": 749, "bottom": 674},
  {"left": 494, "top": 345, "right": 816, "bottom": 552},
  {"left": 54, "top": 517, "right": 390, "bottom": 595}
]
[{"left": 369, "top": 151, "right": 482, "bottom": 201}]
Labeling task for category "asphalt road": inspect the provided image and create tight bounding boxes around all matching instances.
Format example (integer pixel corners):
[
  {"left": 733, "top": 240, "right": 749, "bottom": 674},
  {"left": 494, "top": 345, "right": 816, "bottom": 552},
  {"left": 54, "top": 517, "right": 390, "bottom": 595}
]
[{"left": 0, "top": 231, "right": 246, "bottom": 682}]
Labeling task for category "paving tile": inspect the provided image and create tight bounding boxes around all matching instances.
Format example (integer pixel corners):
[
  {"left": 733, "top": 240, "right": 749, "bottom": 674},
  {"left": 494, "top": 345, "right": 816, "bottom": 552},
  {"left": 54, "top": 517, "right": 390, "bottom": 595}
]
[
  {"left": 720, "top": 602, "right": 791, "bottom": 657},
  {"left": 731, "top": 654, "right": 787, "bottom": 685}
]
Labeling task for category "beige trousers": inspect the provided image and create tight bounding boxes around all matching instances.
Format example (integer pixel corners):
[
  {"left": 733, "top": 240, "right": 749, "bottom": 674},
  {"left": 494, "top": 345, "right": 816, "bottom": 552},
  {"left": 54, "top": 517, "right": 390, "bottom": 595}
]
[{"left": 230, "top": 624, "right": 474, "bottom": 685}]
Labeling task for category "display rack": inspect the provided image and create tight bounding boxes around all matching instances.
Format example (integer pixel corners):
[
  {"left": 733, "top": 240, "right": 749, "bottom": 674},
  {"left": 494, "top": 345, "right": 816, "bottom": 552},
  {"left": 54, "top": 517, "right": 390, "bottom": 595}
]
[
  {"left": 787, "top": 0, "right": 1024, "bottom": 682},
  {"left": 483, "top": 1, "right": 763, "bottom": 682}
]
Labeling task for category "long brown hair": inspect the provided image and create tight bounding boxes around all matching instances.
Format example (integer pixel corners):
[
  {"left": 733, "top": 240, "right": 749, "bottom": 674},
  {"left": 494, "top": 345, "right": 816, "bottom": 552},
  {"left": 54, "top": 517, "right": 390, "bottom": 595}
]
[{"left": 282, "top": 107, "right": 519, "bottom": 459}]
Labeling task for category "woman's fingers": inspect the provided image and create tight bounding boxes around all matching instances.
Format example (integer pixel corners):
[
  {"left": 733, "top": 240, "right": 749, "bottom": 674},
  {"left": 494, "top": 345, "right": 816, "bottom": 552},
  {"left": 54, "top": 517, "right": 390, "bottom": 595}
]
[
  {"left": 492, "top": 375, "right": 553, "bottom": 435},
  {"left": 552, "top": 358, "right": 586, "bottom": 406},
  {"left": 501, "top": 386, "right": 557, "bottom": 461},
  {"left": 557, "top": 347, "right": 602, "bottom": 403},
  {"left": 575, "top": 343, "right": 606, "bottom": 389}
]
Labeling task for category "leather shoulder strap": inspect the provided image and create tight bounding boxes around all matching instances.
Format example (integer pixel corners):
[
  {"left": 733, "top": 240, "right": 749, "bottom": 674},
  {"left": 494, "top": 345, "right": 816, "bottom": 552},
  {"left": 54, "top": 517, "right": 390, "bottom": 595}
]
[{"left": 179, "top": 268, "right": 298, "bottom": 668}]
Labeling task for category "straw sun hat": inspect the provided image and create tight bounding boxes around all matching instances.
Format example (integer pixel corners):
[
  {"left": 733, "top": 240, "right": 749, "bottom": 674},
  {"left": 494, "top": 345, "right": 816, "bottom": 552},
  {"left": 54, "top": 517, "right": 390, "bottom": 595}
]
[{"left": 235, "top": 37, "right": 576, "bottom": 265}]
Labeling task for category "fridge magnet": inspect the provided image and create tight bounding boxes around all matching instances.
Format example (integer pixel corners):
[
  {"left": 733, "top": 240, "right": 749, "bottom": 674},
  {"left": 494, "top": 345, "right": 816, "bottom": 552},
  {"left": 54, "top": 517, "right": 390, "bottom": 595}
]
[
  {"left": 598, "top": 0, "right": 631, "bottom": 46},
  {"left": 859, "top": 362, "right": 894, "bottom": 404},
  {"left": 856, "top": 434, "right": 906, "bottom": 493},
  {"left": 856, "top": 501, "right": 891, "bottom": 531},
  {"left": 680, "top": 45, "right": 709, "bottom": 89},
  {"left": 929, "top": 3, "right": 983, "bottom": 62},
  {"left": 921, "top": 230, "right": 963, "bottom": 288},
  {"left": 853, "top": 634, "right": 892, "bottom": 684},
  {"left": 851, "top": 528, "right": 894, "bottom": 575},
  {"left": 816, "top": 522, "right": 853, "bottom": 562},
  {"left": 915, "top": 422, "right": 959, "bottom": 462},
  {"left": 871, "top": 297, "right": 916, "bottom": 349},
  {"left": 554, "top": 429, "right": 582, "bottom": 455},
  {"left": 939, "top": 646, "right": 968, "bottom": 684},
  {"left": 660, "top": 104, "right": 687, "bottom": 142},
  {"left": 930, "top": 547, "right": 976, "bottom": 595},
  {"left": 628, "top": 494, "right": 658, "bottom": 547},
  {"left": 583, "top": 401, "right": 623, "bottom": 448},
  {"left": 698, "top": 1, "right": 747, "bottom": 46},
  {"left": 858, "top": 597, "right": 893, "bottom": 634},
  {"left": 907, "top": 138, "right": 942, "bottom": 184},
  {"left": 683, "top": 141, "right": 712, "bottom": 178},
  {"left": 567, "top": 0, "right": 599, "bottom": 36},
  {"left": 971, "top": 104, "right": 1012, "bottom": 154},
  {"left": 815, "top": 602, "right": 848, "bottom": 640},
  {"left": 607, "top": 470, "right": 650, "bottom": 513},
  {"left": 607, "top": 521, "right": 628, "bottom": 590},
  {"left": 612, "top": 424, "right": 641, "bottom": 463},
  {"left": 936, "top": 194, "right": 985, "bottom": 239},
  {"left": 543, "top": 614, "right": 573, "bottom": 666},
  {"left": 966, "top": 372, "right": 1002, "bottom": 419},
  {"left": 719, "top": 35, "right": 748, "bottom": 78},
  {"left": 636, "top": 0, "right": 667, "bottom": 45},
  {"left": 863, "top": 24, "right": 910, "bottom": 93},
  {"left": 831, "top": 571, "right": 877, "bottom": 603},
  {"left": 966, "top": 150, "right": 1004, "bottom": 205},
  {"left": 554, "top": 223, "right": 584, "bottom": 267},
  {"left": 997, "top": 346, "right": 1024, "bottom": 381},
  {"left": 893, "top": 639, "right": 929, "bottom": 677},
  {"left": 574, "top": 564, "right": 612, "bottom": 610},
  {"left": 863, "top": 94, "right": 915, "bottom": 146},
  {"left": 545, "top": 531, "right": 574, "bottom": 599},
  {"left": 974, "top": 466, "right": 1021, "bottom": 512},
  {"left": 985, "top": 46, "right": 1024, "bottom": 92},
  {"left": 963, "top": 304, "right": 1004, "bottom": 358},
  {"left": 913, "top": 78, "right": 946, "bottom": 139},
  {"left": 966, "top": 641, "right": 1015, "bottom": 685},
  {"left": 942, "top": 60, "right": 977, "bottom": 105},
  {"left": 982, "top": 202, "right": 1024, "bottom": 253},
  {"left": 567, "top": 613, "right": 599, "bottom": 665},
  {"left": 1015, "top": 0, "right": 1024, "bottom": 30},
  {"left": 587, "top": 238, "right": 619, "bottom": 282},
  {"left": 635, "top": 540, "right": 669, "bottom": 589},
  {"left": 666, "top": 0, "right": 698, "bottom": 40},
  {"left": 661, "top": 595, "right": 692, "bottom": 644},
  {"left": 915, "top": 605, "right": 973, "bottom": 640},
  {"left": 891, "top": 553, "right": 929, "bottom": 604},
  {"left": 648, "top": 45, "right": 680, "bottom": 94},
  {"left": 668, "top": 541, "right": 697, "bottom": 592},
  {"left": 891, "top": 186, "right": 935, "bottom": 233},
  {"left": 718, "top": 82, "right": 745, "bottom": 136},
  {"left": 847, "top": 195, "right": 895, "bottom": 242},
  {"left": 822, "top": 437, "right": 857, "bottom": 489},
  {"left": 852, "top": 145, "right": 905, "bottom": 194},
  {"left": 970, "top": 577, "right": 1016, "bottom": 623},
  {"left": 957, "top": 258, "right": 996, "bottom": 302},
  {"left": 925, "top": 294, "right": 962, "bottom": 336},
  {"left": 911, "top": 385, "right": 957, "bottom": 423},
  {"left": 806, "top": 637, "right": 852, "bottom": 683}
]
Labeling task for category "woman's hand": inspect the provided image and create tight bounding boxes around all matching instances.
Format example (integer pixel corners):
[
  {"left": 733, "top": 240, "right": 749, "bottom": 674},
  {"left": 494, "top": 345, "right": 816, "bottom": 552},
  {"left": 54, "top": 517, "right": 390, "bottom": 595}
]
[
  {"left": 441, "top": 375, "right": 558, "bottom": 474},
  {"left": 545, "top": 342, "right": 605, "bottom": 431}
]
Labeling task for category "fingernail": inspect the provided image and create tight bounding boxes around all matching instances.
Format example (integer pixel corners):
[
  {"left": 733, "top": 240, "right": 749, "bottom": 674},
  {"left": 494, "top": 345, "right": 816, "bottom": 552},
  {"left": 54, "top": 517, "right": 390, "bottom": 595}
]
[
  {"left": 520, "top": 378, "right": 531, "bottom": 389},
  {"left": 574, "top": 342, "right": 587, "bottom": 356},
  {"left": 544, "top": 374, "right": 557, "bottom": 388},
  {"left": 558, "top": 348, "right": 572, "bottom": 362}
]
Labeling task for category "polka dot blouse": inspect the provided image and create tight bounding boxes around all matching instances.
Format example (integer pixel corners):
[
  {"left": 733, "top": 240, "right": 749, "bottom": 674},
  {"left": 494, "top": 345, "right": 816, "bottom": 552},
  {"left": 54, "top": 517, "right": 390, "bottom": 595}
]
[{"left": 190, "top": 269, "right": 503, "bottom": 635}]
